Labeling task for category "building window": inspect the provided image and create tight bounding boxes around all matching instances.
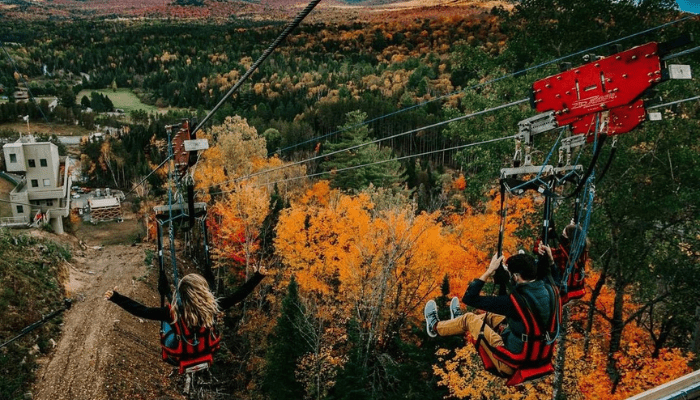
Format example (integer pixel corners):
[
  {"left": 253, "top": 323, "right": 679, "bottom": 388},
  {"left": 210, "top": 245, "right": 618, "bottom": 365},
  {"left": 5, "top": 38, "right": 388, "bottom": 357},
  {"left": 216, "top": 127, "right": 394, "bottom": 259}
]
[
  {"left": 40, "top": 159, "right": 48, "bottom": 167},
  {"left": 9, "top": 154, "right": 17, "bottom": 163},
  {"left": 46, "top": 200, "right": 53, "bottom": 206},
  {"left": 28, "top": 159, "right": 36, "bottom": 168},
  {"left": 16, "top": 205, "right": 23, "bottom": 213},
  {"left": 31, "top": 179, "right": 39, "bottom": 188},
  {"left": 43, "top": 179, "right": 50, "bottom": 187}
]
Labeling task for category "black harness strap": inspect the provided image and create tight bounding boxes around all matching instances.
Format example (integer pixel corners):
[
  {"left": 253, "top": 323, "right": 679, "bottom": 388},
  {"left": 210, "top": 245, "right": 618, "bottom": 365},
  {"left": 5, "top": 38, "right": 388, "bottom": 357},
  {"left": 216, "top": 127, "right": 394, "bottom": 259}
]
[{"left": 566, "top": 133, "right": 607, "bottom": 199}]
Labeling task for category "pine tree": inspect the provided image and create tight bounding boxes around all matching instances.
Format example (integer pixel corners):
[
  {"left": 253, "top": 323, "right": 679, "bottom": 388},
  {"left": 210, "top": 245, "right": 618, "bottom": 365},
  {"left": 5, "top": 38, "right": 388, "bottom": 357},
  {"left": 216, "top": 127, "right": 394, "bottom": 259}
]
[
  {"left": 321, "top": 110, "right": 404, "bottom": 192},
  {"left": 328, "top": 318, "right": 371, "bottom": 400},
  {"left": 262, "top": 276, "right": 309, "bottom": 399}
]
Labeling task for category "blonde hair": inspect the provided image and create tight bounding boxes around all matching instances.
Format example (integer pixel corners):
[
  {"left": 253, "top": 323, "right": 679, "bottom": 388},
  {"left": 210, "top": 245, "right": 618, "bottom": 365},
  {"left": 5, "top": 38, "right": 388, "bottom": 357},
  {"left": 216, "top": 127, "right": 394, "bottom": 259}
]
[
  {"left": 564, "top": 224, "right": 590, "bottom": 255},
  {"left": 171, "top": 274, "right": 219, "bottom": 329}
]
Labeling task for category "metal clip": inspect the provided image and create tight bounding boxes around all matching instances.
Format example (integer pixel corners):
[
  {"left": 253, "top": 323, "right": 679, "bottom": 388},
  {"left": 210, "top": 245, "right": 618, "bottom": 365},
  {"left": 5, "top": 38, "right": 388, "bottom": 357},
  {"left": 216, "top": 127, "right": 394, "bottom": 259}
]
[{"left": 512, "top": 138, "right": 522, "bottom": 167}]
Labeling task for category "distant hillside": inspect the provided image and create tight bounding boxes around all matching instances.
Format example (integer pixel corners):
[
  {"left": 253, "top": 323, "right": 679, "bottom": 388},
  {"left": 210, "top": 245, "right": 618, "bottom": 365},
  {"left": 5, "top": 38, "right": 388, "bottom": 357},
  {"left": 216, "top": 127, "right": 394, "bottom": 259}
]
[{"left": 2, "top": 0, "right": 506, "bottom": 21}]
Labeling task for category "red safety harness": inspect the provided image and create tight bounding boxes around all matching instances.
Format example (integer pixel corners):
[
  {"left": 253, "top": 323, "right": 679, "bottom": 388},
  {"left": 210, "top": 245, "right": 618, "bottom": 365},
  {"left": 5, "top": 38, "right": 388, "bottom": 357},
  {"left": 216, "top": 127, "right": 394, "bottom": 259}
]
[
  {"left": 551, "top": 245, "right": 587, "bottom": 304},
  {"left": 472, "top": 283, "right": 561, "bottom": 386},
  {"left": 160, "top": 306, "right": 221, "bottom": 374}
]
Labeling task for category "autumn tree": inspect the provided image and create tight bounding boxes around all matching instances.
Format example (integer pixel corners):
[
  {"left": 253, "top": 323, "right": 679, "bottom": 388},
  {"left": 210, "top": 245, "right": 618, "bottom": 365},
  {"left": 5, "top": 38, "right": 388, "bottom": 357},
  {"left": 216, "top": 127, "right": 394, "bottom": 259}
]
[{"left": 276, "top": 181, "right": 459, "bottom": 396}]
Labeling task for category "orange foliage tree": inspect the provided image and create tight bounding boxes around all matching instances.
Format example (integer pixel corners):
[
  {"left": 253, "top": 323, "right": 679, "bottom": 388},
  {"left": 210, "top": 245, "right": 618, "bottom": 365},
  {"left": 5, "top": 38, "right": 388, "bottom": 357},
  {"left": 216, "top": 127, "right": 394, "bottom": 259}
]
[
  {"left": 274, "top": 182, "right": 538, "bottom": 396},
  {"left": 192, "top": 115, "right": 306, "bottom": 278},
  {"left": 275, "top": 181, "right": 460, "bottom": 389},
  {"left": 442, "top": 189, "right": 538, "bottom": 296}
]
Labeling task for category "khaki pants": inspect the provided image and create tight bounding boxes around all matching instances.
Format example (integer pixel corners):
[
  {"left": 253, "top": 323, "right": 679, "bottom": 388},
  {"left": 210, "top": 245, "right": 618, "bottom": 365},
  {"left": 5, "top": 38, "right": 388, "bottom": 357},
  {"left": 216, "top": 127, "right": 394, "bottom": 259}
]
[{"left": 436, "top": 312, "right": 515, "bottom": 376}]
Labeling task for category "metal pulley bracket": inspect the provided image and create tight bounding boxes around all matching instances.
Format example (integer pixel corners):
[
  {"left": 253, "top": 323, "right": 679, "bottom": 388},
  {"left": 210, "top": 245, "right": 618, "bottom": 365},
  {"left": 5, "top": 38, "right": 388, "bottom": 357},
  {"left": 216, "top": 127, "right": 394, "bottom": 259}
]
[
  {"left": 553, "top": 164, "right": 584, "bottom": 175},
  {"left": 500, "top": 164, "right": 554, "bottom": 179},
  {"left": 554, "top": 164, "right": 584, "bottom": 185},
  {"left": 517, "top": 112, "right": 559, "bottom": 142},
  {"left": 531, "top": 39, "right": 694, "bottom": 141},
  {"left": 560, "top": 135, "right": 587, "bottom": 153}
]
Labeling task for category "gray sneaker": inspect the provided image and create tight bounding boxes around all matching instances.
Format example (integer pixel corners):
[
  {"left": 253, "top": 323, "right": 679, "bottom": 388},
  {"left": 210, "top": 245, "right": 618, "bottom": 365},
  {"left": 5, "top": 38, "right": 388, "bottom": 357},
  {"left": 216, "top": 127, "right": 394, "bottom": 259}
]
[
  {"left": 424, "top": 300, "right": 439, "bottom": 337},
  {"left": 450, "top": 297, "right": 462, "bottom": 320}
]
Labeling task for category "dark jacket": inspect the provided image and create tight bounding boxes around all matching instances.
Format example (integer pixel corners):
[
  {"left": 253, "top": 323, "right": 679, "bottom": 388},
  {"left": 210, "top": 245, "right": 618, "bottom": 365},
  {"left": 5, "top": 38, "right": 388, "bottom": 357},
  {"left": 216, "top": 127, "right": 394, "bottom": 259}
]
[{"left": 463, "top": 278, "right": 554, "bottom": 354}]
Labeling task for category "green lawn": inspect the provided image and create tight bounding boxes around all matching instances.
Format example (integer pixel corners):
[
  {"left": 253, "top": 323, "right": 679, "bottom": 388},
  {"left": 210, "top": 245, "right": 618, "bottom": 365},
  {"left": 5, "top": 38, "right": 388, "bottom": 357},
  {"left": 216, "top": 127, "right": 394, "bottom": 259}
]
[{"left": 76, "top": 88, "right": 159, "bottom": 113}]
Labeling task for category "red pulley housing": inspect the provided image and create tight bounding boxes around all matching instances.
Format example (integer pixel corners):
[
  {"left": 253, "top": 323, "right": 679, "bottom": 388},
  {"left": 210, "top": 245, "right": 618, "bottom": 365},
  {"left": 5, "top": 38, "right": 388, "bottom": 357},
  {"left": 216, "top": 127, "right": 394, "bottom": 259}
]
[{"left": 532, "top": 42, "right": 661, "bottom": 138}]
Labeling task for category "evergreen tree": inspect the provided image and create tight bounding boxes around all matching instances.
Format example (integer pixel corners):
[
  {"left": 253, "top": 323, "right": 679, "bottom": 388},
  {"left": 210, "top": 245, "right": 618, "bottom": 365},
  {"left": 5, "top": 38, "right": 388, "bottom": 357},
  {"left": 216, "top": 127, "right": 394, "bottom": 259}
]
[
  {"left": 263, "top": 276, "right": 309, "bottom": 400},
  {"left": 321, "top": 110, "right": 404, "bottom": 192},
  {"left": 328, "top": 318, "right": 371, "bottom": 400}
]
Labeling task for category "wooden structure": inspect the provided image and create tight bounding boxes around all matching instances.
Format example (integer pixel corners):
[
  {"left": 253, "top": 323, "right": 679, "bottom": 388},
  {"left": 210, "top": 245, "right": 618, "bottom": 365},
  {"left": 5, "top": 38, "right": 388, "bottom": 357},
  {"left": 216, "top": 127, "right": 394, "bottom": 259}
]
[{"left": 89, "top": 197, "right": 122, "bottom": 222}]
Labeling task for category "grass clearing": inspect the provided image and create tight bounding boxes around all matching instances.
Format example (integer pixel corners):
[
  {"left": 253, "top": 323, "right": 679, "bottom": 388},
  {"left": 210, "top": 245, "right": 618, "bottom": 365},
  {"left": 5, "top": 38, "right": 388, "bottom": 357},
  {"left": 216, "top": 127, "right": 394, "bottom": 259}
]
[
  {"left": 76, "top": 88, "right": 159, "bottom": 114},
  {"left": 0, "top": 122, "right": 90, "bottom": 136},
  {"left": 72, "top": 216, "right": 143, "bottom": 246}
]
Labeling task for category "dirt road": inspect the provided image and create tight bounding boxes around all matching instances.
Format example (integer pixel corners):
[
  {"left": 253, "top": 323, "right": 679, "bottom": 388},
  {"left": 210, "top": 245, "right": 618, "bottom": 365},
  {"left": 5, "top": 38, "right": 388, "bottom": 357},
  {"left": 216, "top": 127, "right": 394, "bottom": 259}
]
[{"left": 32, "top": 231, "right": 183, "bottom": 400}]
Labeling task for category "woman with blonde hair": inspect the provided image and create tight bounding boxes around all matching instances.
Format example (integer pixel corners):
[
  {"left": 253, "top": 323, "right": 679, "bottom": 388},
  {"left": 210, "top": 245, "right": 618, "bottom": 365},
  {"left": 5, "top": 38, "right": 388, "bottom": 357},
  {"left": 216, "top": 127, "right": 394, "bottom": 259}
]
[{"left": 104, "top": 266, "right": 266, "bottom": 370}]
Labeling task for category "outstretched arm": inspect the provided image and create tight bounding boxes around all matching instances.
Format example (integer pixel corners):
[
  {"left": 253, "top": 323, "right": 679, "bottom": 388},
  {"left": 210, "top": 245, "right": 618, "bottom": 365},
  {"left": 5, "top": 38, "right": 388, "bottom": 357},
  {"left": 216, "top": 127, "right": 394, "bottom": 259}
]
[
  {"left": 219, "top": 268, "right": 266, "bottom": 311},
  {"left": 105, "top": 289, "right": 171, "bottom": 322}
]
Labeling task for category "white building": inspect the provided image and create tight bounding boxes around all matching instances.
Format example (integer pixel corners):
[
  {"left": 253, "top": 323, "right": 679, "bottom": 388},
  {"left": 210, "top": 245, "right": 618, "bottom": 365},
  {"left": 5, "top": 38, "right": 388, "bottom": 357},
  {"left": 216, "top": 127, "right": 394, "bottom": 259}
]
[{"left": 2, "top": 136, "right": 72, "bottom": 233}]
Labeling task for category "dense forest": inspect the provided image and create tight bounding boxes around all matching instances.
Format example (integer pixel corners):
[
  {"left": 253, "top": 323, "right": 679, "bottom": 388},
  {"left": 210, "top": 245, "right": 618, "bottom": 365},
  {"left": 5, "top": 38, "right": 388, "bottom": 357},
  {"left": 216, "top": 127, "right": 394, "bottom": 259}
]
[{"left": 1, "top": 0, "right": 699, "bottom": 399}]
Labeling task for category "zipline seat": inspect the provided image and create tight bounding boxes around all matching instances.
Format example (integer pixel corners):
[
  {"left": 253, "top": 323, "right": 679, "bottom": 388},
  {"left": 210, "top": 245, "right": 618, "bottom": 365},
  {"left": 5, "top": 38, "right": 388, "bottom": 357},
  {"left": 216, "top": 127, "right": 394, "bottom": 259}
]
[{"left": 471, "top": 284, "right": 561, "bottom": 386}]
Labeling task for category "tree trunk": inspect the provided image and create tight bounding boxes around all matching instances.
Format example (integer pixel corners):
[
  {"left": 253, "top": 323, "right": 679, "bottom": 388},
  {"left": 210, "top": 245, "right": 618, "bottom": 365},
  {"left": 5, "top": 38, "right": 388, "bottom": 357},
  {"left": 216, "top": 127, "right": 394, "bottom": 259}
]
[
  {"left": 690, "top": 306, "right": 700, "bottom": 355},
  {"left": 584, "top": 265, "right": 607, "bottom": 354},
  {"left": 607, "top": 278, "right": 626, "bottom": 393},
  {"left": 552, "top": 306, "right": 570, "bottom": 400}
]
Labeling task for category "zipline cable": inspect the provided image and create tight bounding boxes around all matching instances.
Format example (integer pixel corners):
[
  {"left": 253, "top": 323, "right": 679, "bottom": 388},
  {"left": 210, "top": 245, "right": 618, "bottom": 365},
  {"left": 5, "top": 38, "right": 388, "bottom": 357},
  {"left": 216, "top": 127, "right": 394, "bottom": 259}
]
[
  {"left": 128, "top": 31, "right": 698, "bottom": 198},
  {"left": 189, "top": 0, "right": 322, "bottom": 138},
  {"left": 662, "top": 44, "right": 700, "bottom": 61},
  {"left": 647, "top": 95, "right": 700, "bottom": 110},
  {"left": 273, "top": 15, "right": 695, "bottom": 155},
  {"left": 0, "top": 299, "right": 72, "bottom": 349},
  {"left": 208, "top": 89, "right": 700, "bottom": 193},
  {"left": 213, "top": 134, "right": 517, "bottom": 194},
  {"left": 126, "top": 0, "right": 321, "bottom": 197},
  {"left": 125, "top": 155, "right": 173, "bottom": 197},
  {"left": 213, "top": 98, "right": 530, "bottom": 189}
]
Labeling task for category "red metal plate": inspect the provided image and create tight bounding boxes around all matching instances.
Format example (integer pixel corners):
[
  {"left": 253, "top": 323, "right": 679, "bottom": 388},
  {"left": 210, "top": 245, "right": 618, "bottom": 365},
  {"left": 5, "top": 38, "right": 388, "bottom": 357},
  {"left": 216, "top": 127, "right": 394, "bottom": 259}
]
[
  {"left": 567, "top": 99, "right": 647, "bottom": 142},
  {"left": 171, "top": 120, "right": 192, "bottom": 175},
  {"left": 532, "top": 42, "right": 661, "bottom": 127}
]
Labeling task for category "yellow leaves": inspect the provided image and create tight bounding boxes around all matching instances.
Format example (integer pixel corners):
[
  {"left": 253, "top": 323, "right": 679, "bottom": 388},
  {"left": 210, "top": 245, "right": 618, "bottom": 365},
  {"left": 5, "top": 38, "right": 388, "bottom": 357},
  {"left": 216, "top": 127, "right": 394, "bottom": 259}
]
[
  {"left": 276, "top": 182, "right": 450, "bottom": 321},
  {"left": 209, "top": 183, "right": 269, "bottom": 271},
  {"left": 239, "top": 56, "right": 253, "bottom": 70},
  {"left": 159, "top": 51, "right": 178, "bottom": 63},
  {"left": 453, "top": 174, "right": 467, "bottom": 191},
  {"left": 202, "top": 115, "right": 267, "bottom": 182},
  {"left": 433, "top": 345, "right": 554, "bottom": 399}
]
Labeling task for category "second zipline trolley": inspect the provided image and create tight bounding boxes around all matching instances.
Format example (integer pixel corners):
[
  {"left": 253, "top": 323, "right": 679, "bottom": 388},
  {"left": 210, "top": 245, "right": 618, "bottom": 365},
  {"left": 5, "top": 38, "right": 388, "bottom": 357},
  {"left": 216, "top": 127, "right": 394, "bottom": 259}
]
[{"left": 474, "top": 36, "right": 694, "bottom": 386}]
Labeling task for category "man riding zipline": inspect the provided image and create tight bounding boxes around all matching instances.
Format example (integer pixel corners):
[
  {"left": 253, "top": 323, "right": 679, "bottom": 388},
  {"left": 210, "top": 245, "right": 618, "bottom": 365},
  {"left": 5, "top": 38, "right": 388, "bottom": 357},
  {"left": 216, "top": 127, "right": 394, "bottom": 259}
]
[{"left": 424, "top": 252, "right": 560, "bottom": 385}]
